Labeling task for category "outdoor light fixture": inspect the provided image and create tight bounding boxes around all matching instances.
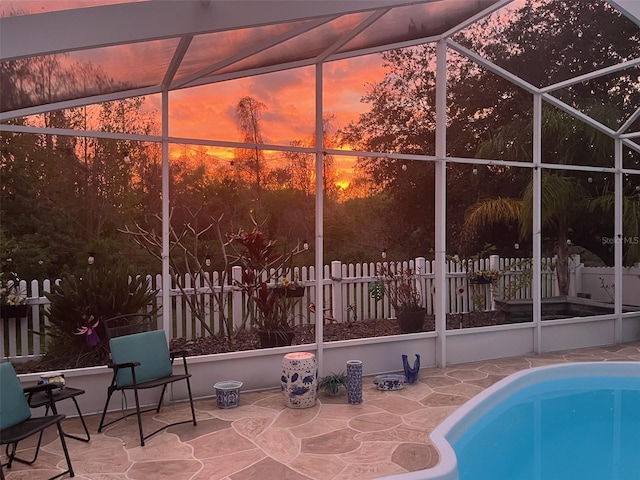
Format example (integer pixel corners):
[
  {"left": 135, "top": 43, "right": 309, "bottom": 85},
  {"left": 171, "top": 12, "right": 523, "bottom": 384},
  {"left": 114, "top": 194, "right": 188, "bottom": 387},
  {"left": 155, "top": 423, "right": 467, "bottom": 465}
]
[
  {"left": 205, "top": 256, "right": 211, "bottom": 267},
  {"left": 303, "top": 240, "right": 309, "bottom": 250},
  {"left": 381, "top": 249, "right": 387, "bottom": 259},
  {"left": 402, "top": 164, "right": 407, "bottom": 171},
  {"left": 87, "top": 253, "right": 95, "bottom": 265},
  {"left": 123, "top": 151, "right": 130, "bottom": 163},
  {"left": 514, "top": 243, "right": 519, "bottom": 250},
  {"left": 472, "top": 167, "right": 478, "bottom": 175}
]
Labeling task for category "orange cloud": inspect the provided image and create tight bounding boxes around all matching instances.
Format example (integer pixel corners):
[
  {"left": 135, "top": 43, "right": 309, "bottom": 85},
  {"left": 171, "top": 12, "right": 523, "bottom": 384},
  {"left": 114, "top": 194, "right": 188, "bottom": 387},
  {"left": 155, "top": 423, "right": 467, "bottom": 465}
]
[
  {"left": 162, "top": 54, "right": 385, "bottom": 145},
  {"left": 147, "top": 54, "right": 387, "bottom": 191}
]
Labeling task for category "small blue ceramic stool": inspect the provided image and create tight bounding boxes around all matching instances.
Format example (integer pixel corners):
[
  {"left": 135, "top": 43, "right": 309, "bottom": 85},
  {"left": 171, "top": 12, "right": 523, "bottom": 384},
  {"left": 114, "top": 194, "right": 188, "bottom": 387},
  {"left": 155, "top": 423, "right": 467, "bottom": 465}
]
[{"left": 281, "top": 352, "right": 317, "bottom": 408}]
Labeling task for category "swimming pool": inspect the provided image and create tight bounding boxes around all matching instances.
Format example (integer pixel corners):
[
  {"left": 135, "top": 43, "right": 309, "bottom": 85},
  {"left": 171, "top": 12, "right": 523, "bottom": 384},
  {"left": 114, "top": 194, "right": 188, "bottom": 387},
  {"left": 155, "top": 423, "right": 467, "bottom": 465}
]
[{"left": 382, "top": 362, "right": 640, "bottom": 480}]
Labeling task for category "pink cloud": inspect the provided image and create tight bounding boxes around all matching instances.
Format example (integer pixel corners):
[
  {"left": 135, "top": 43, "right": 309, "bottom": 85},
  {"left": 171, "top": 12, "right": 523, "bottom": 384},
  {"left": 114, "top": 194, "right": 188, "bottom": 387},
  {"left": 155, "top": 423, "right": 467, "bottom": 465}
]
[
  {"left": 146, "top": 53, "right": 388, "bottom": 189},
  {"left": 164, "top": 54, "right": 386, "bottom": 146}
]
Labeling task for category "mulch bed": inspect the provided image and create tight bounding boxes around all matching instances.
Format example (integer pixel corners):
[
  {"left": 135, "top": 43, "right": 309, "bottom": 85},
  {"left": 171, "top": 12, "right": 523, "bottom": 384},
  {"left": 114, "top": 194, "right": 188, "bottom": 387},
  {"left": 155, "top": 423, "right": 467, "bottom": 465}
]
[
  {"left": 14, "top": 311, "right": 509, "bottom": 373},
  {"left": 169, "top": 310, "right": 508, "bottom": 356}
]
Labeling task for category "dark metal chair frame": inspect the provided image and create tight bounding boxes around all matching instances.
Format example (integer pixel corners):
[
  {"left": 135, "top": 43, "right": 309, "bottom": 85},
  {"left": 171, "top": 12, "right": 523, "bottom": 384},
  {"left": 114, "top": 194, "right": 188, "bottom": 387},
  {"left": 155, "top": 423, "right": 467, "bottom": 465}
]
[
  {"left": 27, "top": 386, "right": 90, "bottom": 442},
  {"left": 96, "top": 314, "right": 197, "bottom": 446},
  {"left": 1, "top": 380, "right": 74, "bottom": 480}
]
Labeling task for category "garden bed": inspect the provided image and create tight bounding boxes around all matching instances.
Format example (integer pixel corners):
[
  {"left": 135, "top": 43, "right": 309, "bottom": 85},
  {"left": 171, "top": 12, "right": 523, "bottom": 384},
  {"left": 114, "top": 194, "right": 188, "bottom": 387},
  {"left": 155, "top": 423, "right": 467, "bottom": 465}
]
[
  {"left": 170, "top": 310, "right": 508, "bottom": 356},
  {"left": 13, "top": 311, "right": 507, "bottom": 373}
]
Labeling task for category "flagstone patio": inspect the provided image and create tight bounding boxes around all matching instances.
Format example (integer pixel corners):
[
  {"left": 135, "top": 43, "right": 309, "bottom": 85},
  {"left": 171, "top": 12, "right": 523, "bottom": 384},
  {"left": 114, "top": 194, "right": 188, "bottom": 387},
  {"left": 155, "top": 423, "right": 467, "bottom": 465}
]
[{"left": 4, "top": 341, "right": 640, "bottom": 480}]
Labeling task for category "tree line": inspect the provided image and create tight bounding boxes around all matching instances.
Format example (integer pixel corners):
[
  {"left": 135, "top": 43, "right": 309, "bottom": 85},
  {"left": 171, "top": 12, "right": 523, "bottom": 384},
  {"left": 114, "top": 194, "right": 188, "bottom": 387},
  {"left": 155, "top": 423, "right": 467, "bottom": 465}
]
[{"left": 1, "top": 0, "right": 639, "bottom": 284}]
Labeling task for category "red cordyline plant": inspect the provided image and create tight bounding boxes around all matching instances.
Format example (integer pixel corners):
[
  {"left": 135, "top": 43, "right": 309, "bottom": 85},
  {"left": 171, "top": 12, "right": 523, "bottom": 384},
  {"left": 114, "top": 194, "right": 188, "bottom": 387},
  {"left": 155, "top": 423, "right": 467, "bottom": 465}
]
[{"left": 229, "top": 228, "right": 305, "bottom": 332}]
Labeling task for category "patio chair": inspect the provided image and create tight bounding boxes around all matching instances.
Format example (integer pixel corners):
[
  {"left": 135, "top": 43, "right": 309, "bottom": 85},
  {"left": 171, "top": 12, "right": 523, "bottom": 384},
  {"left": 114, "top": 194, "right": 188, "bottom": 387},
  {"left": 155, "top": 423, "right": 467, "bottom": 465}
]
[
  {"left": 0, "top": 362, "right": 74, "bottom": 480},
  {"left": 96, "top": 318, "right": 197, "bottom": 446},
  {"left": 100, "top": 312, "right": 156, "bottom": 340}
]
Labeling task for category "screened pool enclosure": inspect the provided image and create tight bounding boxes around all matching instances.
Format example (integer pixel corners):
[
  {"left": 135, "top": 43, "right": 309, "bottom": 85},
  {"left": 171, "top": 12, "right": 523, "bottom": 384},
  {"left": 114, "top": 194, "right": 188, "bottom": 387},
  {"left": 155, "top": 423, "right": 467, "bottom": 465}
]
[{"left": 1, "top": 0, "right": 640, "bottom": 375}]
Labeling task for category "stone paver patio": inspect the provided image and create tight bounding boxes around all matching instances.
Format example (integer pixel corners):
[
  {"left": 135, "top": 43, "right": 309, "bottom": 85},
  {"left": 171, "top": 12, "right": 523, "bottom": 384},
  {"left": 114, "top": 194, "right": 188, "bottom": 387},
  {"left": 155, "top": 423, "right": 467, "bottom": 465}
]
[{"left": 3, "top": 341, "right": 640, "bottom": 479}]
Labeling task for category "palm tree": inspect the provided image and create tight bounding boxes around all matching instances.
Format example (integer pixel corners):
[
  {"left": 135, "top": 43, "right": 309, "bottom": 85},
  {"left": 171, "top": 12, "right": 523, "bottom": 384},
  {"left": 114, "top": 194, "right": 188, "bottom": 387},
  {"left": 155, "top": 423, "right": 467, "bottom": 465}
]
[
  {"left": 589, "top": 191, "right": 640, "bottom": 266},
  {"left": 464, "top": 103, "right": 639, "bottom": 296},
  {"left": 463, "top": 173, "right": 587, "bottom": 296}
]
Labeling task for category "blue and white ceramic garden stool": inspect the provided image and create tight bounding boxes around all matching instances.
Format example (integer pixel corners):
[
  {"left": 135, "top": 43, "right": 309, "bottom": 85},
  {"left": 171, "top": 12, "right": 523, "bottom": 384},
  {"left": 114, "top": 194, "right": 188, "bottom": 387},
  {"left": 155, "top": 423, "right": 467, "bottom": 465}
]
[{"left": 281, "top": 352, "right": 317, "bottom": 408}]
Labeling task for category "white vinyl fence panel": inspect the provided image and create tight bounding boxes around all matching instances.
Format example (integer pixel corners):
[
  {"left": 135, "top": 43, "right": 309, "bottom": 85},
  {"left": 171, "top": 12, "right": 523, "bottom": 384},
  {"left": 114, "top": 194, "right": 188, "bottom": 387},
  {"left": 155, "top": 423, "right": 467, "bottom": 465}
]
[{"left": 2, "top": 255, "right": 566, "bottom": 361}]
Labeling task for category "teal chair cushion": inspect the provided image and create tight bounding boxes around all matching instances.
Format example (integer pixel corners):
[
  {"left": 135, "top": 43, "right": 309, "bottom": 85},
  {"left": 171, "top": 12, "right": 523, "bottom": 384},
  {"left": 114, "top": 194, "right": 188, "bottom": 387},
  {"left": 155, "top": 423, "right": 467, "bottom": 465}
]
[
  {"left": 109, "top": 330, "right": 173, "bottom": 387},
  {"left": 0, "top": 362, "right": 31, "bottom": 431}
]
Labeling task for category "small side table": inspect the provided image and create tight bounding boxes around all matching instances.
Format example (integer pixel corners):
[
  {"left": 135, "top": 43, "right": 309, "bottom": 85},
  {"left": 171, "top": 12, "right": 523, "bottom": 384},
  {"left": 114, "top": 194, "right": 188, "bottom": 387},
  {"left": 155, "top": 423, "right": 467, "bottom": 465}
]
[{"left": 27, "top": 386, "right": 91, "bottom": 442}]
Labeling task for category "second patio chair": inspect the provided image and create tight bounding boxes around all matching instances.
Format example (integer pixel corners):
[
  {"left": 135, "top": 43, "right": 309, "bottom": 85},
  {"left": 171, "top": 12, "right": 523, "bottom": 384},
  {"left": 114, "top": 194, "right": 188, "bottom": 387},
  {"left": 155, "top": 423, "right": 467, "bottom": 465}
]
[{"left": 96, "top": 328, "right": 197, "bottom": 446}]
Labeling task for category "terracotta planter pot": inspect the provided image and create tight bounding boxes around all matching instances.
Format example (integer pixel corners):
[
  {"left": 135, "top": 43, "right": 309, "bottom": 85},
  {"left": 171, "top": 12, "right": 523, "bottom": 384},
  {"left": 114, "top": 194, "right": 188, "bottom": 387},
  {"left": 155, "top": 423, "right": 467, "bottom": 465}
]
[{"left": 397, "top": 308, "right": 426, "bottom": 333}]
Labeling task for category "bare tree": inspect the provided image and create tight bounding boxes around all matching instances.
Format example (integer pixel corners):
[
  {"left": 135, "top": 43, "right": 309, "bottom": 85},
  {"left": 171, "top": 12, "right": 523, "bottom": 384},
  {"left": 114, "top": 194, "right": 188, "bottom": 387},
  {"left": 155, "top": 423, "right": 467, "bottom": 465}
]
[
  {"left": 121, "top": 209, "right": 241, "bottom": 347},
  {"left": 235, "top": 96, "right": 266, "bottom": 192}
]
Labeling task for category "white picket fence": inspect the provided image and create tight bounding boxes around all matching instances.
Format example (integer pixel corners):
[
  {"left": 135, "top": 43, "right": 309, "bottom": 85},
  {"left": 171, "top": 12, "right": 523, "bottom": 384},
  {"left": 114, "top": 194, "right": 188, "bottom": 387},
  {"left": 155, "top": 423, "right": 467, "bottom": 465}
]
[{"left": 2, "top": 255, "right": 559, "bottom": 361}]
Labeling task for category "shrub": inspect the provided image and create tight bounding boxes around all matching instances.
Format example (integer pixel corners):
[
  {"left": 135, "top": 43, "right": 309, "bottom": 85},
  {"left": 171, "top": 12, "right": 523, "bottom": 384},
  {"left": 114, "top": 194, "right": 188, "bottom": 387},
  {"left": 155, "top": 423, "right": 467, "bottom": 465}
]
[{"left": 40, "top": 263, "right": 158, "bottom": 369}]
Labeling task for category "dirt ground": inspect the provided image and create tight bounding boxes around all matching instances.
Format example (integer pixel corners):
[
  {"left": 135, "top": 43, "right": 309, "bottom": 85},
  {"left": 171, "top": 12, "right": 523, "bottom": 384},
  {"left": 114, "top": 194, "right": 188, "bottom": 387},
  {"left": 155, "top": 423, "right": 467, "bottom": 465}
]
[
  {"left": 14, "top": 311, "right": 508, "bottom": 373},
  {"left": 169, "top": 310, "right": 508, "bottom": 356}
]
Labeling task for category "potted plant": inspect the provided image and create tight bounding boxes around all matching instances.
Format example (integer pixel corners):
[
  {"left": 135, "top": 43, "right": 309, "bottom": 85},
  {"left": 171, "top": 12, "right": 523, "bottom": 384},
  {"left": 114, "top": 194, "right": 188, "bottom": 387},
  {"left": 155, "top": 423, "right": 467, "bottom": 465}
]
[
  {"left": 0, "top": 270, "right": 28, "bottom": 320},
  {"left": 372, "top": 265, "right": 425, "bottom": 333},
  {"left": 229, "top": 228, "right": 306, "bottom": 348},
  {"left": 467, "top": 269, "right": 499, "bottom": 285},
  {"left": 40, "top": 262, "right": 159, "bottom": 369},
  {"left": 318, "top": 371, "right": 347, "bottom": 396}
]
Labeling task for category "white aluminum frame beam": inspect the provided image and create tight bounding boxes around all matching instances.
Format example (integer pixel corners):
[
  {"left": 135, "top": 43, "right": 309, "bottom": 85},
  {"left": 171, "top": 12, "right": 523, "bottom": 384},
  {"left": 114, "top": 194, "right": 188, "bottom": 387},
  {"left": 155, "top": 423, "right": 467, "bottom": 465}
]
[
  {"left": 609, "top": 0, "right": 640, "bottom": 27},
  {"left": 315, "top": 9, "right": 389, "bottom": 63},
  {"left": 532, "top": 94, "right": 542, "bottom": 353},
  {"left": 0, "top": 86, "right": 160, "bottom": 122},
  {"left": 0, "top": 0, "right": 433, "bottom": 61},
  {"left": 171, "top": 16, "right": 335, "bottom": 89},
  {"left": 540, "top": 57, "right": 640, "bottom": 94},
  {"left": 162, "top": 36, "right": 194, "bottom": 90},
  {"left": 448, "top": 39, "right": 626, "bottom": 143},
  {"left": 434, "top": 39, "right": 447, "bottom": 367},
  {"left": 315, "top": 62, "right": 325, "bottom": 374},
  {"left": 614, "top": 139, "right": 623, "bottom": 342}
]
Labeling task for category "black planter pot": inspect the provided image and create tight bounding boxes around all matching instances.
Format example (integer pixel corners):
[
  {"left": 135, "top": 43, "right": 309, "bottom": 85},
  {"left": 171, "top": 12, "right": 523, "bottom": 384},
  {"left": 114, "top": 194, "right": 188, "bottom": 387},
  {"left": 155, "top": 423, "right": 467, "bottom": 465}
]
[
  {"left": 397, "top": 309, "right": 426, "bottom": 333},
  {"left": 272, "top": 286, "right": 305, "bottom": 298},
  {"left": 1, "top": 304, "right": 29, "bottom": 321},
  {"left": 469, "top": 275, "right": 492, "bottom": 285},
  {"left": 257, "top": 329, "right": 295, "bottom": 348}
]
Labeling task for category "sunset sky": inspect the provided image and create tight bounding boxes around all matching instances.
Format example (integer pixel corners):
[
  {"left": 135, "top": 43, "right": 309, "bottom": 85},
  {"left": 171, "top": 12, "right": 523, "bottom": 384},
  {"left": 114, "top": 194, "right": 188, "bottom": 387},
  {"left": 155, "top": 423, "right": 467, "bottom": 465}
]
[
  {"left": 155, "top": 54, "right": 389, "bottom": 189},
  {"left": 3, "top": 1, "right": 538, "bottom": 191},
  {"left": 1, "top": 1, "right": 391, "bottom": 190}
]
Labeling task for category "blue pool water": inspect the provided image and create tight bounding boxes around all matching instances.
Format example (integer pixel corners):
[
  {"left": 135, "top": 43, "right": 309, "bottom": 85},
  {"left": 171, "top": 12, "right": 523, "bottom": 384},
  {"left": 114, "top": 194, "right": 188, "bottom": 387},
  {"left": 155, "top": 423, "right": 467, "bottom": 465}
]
[{"left": 453, "top": 376, "right": 640, "bottom": 480}]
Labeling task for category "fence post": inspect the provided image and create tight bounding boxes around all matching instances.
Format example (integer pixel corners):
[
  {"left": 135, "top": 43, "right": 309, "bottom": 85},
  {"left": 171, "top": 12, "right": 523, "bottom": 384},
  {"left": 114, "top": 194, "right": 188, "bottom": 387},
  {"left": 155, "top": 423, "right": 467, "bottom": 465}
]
[
  {"left": 231, "top": 266, "right": 243, "bottom": 330},
  {"left": 569, "top": 254, "right": 582, "bottom": 297},
  {"left": 331, "top": 261, "right": 343, "bottom": 323},
  {"left": 416, "top": 257, "right": 426, "bottom": 309},
  {"left": 552, "top": 255, "right": 560, "bottom": 296},
  {"left": 489, "top": 254, "right": 500, "bottom": 309}
]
